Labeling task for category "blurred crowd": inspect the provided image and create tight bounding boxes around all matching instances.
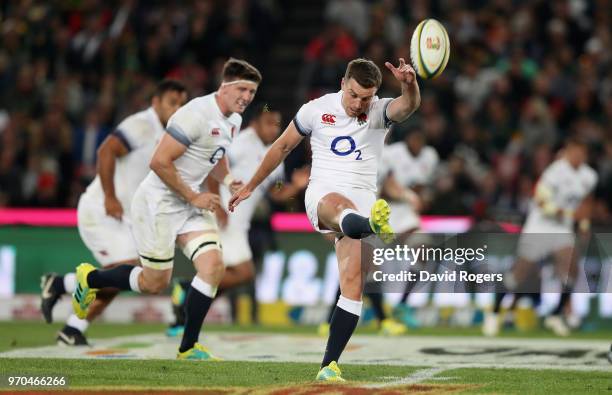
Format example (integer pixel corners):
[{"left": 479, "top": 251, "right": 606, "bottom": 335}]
[
  {"left": 0, "top": 0, "right": 611, "bottom": 227},
  {"left": 0, "top": 0, "right": 279, "bottom": 207}
]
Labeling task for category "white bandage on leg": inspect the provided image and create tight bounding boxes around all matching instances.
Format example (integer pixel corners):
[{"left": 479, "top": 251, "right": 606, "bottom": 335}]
[
  {"left": 191, "top": 275, "right": 217, "bottom": 298},
  {"left": 182, "top": 233, "right": 222, "bottom": 262},
  {"left": 338, "top": 208, "right": 359, "bottom": 234},
  {"left": 337, "top": 295, "right": 363, "bottom": 317},
  {"left": 129, "top": 266, "right": 143, "bottom": 293}
]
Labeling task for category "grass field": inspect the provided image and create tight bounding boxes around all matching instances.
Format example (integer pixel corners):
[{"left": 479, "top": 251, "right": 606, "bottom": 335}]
[{"left": 0, "top": 321, "right": 610, "bottom": 394}]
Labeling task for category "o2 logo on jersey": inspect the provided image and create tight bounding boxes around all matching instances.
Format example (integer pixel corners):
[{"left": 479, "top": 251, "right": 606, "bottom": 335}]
[
  {"left": 330, "top": 136, "right": 362, "bottom": 160},
  {"left": 209, "top": 147, "right": 226, "bottom": 164},
  {"left": 321, "top": 114, "right": 336, "bottom": 125}
]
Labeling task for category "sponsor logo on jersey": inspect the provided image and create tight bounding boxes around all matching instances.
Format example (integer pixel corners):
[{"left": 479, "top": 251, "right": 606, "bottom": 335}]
[
  {"left": 211, "top": 128, "right": 221, "bottom": 136},
  {"left": 321, "top": 114, "right": 336, "bottom": 125}
]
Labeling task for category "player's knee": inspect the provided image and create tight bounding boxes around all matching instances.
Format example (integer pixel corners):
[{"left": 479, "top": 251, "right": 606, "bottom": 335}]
[
  {"left": 207, "top": 257, "right": 225, "bottom": 276},
  {"left": 140, "top": 276, "right": 170, "bottom": 294}
]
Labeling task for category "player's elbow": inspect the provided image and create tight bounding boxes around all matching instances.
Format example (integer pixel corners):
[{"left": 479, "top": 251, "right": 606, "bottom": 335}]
[
  {"left": 149, "top": 156, "right": 167, "bottom": 174},
  {"left": 97, "top": 144, "right": 111, "bottom": 162}
]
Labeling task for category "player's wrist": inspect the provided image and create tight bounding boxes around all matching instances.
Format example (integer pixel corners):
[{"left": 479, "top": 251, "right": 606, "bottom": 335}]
[
  {"left": 223, "top": 174, "right": 235, "bottom": 187},
  {"left": 185, "top": 191, "right": 199, "bottom": 204}
]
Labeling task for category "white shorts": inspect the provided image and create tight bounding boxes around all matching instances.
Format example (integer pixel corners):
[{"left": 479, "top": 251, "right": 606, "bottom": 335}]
[
  {"left": 305, "top": 182, "right": 376, "bottom": 234},
  {"left": 77, "top": 195, "right": 138, "bottom": 266},
  {"left": 131, "top": 185, "right": 218, "bottom": 270},
  {"left": 517, "top": 232, "right": 576, "bottom": 262},
  {"left": 389, "top": 202, "right": 420, "bottom": 233},
  {"left": 219, "top": 226, "right": 252, "bottom": 267}
]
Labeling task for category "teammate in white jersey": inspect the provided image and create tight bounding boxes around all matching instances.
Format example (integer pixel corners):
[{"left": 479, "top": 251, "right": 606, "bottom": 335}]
[
  {"left": 381, "top": 127, "right": 437, "bottom": 326},
  {"left": 40, "top": 80, "right": 187, "bottom": 346},
  {"left": 483, "top": 137, "right": 598, "bottom": 337},
  {"left": 215, "top": 107, "right": 309, "bottom": 288},
  {"left": 70, "top": 59, "right": 262, "bottom": 360},
  {"left": 382, "top": 128, "right": 437, "bottom": 233},
  {"left": 167, "top": 107, "right": 309, "bottom": 333},
  {"left": 230, "top": 58, "right": 420, "bottom": 381}
]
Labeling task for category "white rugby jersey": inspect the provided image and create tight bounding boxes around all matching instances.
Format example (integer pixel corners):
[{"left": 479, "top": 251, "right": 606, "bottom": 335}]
[
  {"left": 523, "top": 158, "right": 598, "bottom": 232},
  {"left": 294, "top": 91, "right": 393, "bottom": 192},
  {"left": 81, "top": 107, "right": 165, "bottom": 217},
  {"left": 381, "top": 142, "right": 439, "bottom": 187},
  {"left": 219, "top": 127, "right": 284, "bottom": 231},
  {"left": 143, "top": 92, "right": 241, "bottom": 193}
]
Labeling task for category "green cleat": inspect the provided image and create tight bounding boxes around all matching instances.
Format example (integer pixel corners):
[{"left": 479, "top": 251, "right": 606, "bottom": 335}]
[
  {"left": 316, "top": 361, "right": 346, "bottom": 382},
  {"left": 166, "top": 325, "right": 185, "bottom": 338},
  {"left": 71, "top": 263, "right": 98, "bottom": 319},
  {"left": 177, "top": 343, "right": 222, "bottom": 361},
  {"left": 369, "top": 199, "right": 394, "bottom": 243}
]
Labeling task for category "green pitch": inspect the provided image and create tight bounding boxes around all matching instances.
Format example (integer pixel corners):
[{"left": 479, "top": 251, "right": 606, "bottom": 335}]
[{"left": 0, "top": 322, "right": 610, "bottom": 394}]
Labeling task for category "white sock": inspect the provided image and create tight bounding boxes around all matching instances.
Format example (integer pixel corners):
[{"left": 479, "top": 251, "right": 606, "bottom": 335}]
[
  {"left": 191, "top": 276, "right": 217, "bottom": 298},
  {"left": 337, "top": 295, "right": 363, "bottom": 317},
  {"left": 67, "top": 314, "right": 89, "bottom": 333},
  {"left": 129, "top": 266, "right": 143, "bottom": 293},
  {"left": 63, "top": 273, "right": 77, "bottom": 294},
  {"left": 338, "top": 208, "right": 359, "bottom": 234}
]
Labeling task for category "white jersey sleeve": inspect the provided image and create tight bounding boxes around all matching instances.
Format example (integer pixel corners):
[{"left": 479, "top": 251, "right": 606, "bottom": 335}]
[
  {"left": 293, "top": 101, "right": 317, "bottom": 136},
  {"left": 368, "top": 98, "right": 394, "bottom": 130},
  {"left": 114, "top": 116, "right": 152, "bottom": 151},
  {"left": 166, "top": 106, "right": 203, "bottom": 147}
]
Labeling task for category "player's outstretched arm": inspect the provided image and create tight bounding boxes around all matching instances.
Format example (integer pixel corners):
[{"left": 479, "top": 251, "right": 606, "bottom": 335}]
[
  {"left": 97, "top": 134, "right": 129, "bottom": 220},
  {"left": 229, "top": 122, "right": 304, "bottom": 211},
  {"left": 384, "top": 58, "right": 421, "bottom": 123}
]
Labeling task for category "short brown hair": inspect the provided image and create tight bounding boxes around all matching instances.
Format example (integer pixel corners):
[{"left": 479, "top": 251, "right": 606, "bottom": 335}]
[
  {"left": 344, "top": 58, "right": 382, "bottom": 89},
  {"left": 222, "top": 58, "right": 262, "bottom": 84},
  {"left": 154, "top": 79, "right": 187, "bottom": 97},
  {"left": 565, "top": 135, "right": 588, "bottom": 148}
]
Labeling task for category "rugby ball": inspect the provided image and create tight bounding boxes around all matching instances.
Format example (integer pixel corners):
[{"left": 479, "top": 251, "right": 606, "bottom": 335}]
[{"left": 410, "top": 19, "right": 450, "bottom": 79}]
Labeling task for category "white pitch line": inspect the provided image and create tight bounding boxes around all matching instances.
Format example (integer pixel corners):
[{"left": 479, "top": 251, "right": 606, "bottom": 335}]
[{"left": 365, "top": 367, "right": 448, "bottom": 388}]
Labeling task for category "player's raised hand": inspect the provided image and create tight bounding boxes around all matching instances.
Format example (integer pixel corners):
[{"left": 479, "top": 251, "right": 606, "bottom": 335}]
[
  {"left": 190, "top": 192, "right": 221, "bottom": 212},
  {"left": 104, "top": 195, "right": 124, "bottom": 220},
  {"left": 229, "top": 185, "right": 252, "bottom": 212},
  {"left": 385, "top": 58, "right": 416, "bottom": 85}
]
